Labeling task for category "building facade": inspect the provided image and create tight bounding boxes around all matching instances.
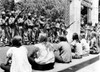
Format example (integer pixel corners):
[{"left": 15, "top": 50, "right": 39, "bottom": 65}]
[
  {"left": 91, "top": 0, "right": 99, "bottom": 26},
  {"left": 67, "top": 0, "right": 99, "bottom": 42}
]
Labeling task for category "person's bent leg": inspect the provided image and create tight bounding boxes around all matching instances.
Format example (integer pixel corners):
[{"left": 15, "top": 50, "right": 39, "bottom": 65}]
[
  {"left": 42, "top": 63, "right": 55, "bottom": 70},
  {"left": 28, "top": 57, "right": 38, "bottom": 69},
  {"left": 0, "top": 63, "right": 10, "bottom": 72}
]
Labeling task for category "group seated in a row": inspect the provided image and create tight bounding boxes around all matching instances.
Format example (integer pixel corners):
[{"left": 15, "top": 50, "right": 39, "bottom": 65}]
[
  {"left": 71, "top": 32, "right": 100, "bottom": 59},
  {"left": 0, "top": 32, "right": 99, "bottom": 72}
]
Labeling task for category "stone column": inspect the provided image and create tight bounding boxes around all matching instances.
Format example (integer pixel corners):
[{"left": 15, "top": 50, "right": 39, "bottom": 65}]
[
  {"left": 91, "top": 0, "right": 99, "bottom": 26},
  {"left": 67, "top": 0, "right": 81, "bottom": 42}
]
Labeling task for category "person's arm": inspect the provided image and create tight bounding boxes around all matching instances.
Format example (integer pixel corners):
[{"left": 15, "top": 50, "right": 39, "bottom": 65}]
[
  {"left": 90, "top": 39, "right": 94, "bottom": 48},
  {"left": 5, "top": 48, "right": 12, "bottom": 65},
  {"left": 4, "top": 57, "right": 11, "bottom": 65},
  {"left": 71, "top": 41, "right": 76, "bottom": 49},
  {"left": 29, "top": 46, "right": 39, "bottom": 59}
]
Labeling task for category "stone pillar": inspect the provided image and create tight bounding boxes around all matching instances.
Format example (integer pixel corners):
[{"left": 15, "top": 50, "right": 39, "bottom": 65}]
[
  {"left": 67, "top": 0, "right": 81, "bottom": 42},
  {"left": 87, "top": 8, "right": 92, "bottom": 23},
  {"left": 91, "top": 0, "right": 99, "bottom": 26}
]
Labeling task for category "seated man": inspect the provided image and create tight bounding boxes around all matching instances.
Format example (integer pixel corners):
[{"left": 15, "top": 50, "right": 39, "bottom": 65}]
[
  {"left": 81, "top": 34, "right": 90, "bottom": 56},
  {"left": 90, "top": 32, "right": 99, "bottom": 54},
  {"left": 0, "top": 36, "right": 32, "bottom": 72},
  {"left": 53, "top": 36, "right": 72, "bottom": 63},
  {"left": 28, "top": 35, "right": 55, "bottom": 70},
  {"left": 71, "top": 33, "right": 83, "bottom": 59}
]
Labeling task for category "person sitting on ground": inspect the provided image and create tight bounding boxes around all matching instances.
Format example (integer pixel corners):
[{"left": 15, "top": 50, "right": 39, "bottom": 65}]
[
  {"left": 90, "top": 32, "right": 99, "bottom": 54},
  {"left": 0, "top": 36, "right": 32, "bottom": 72},
  {"left": 81, "top": 33, "right": 90, "bottom": 56},
  {"left": 71, "top": 33, "right": 83, "bottom": 59},
  {"left": 53, "top": 36, "right": 72, "bottom": 63},
  {"left": 28, "top": 35, "right": 55, "bottom": 70}
]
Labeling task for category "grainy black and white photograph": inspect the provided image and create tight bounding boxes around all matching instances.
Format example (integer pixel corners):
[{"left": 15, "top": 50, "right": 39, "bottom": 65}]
[{"left": 0, "top": 0, "right": 100, "bottom": 72}]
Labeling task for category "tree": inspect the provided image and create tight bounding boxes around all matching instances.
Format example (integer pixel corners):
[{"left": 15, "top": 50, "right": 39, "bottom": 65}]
[
  {"left": 0, "top": 0, "right": 66, "bottom": 22},
  {"left": 0, "top": 0, "right": 15, "bottom": 11},
  {"left": 16, "top": 0, "right": 65, "bottom": 21}
]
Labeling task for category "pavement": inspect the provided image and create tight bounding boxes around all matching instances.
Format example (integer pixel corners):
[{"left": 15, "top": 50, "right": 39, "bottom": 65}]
[
  {"left": 0, "top": 46, "right": 100, "bottom": 72},
  {"left": 76, "top": 60, "right": 100, "bottom": 72}
]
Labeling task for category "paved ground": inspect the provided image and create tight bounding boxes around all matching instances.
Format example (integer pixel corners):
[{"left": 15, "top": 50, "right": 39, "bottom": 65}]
[
  {"left": 76, "top": 60, "right": 100, "bottom": 72},
  {"left": 60, "top": 54, "right": 100, "bottom": 72},
  {"left": 0, "top": 46, "right": 100, "bottom": 72}
]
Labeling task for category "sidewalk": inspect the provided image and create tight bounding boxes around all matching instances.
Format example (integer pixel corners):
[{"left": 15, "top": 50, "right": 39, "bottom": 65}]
[
  {"left": 76, "top": 60, "right": 100, "bottom": 72},
  {"left": 32, "top": 54, "right": 100, "bottom": 72}
]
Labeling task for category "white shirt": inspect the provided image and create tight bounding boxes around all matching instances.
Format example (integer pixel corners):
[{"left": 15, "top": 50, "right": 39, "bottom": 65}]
[
  {"left": 7, "top": 46, "right": 32, "bottom": 72},
  {"left": 81, "top": 39, "right": 90, "bottom": 51},
  {"left": 34, "top": 43, "right": 55, "bottom": 64},
  {"left": 71, "top": 40, "right": 83, "bottom": 55}
]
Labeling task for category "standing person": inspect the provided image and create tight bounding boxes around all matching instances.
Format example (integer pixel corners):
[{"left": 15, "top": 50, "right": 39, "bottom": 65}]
[
  {"left": 71, "top": 33, "right": 83, "bottom": 59},
  {"left": 23, "top": 28, "right": 29, "bottom": 45},
  {"left": 8, "top": 12, "right": 15, "bottom": 39},
  {"left": 53, "top": 36, "right": 72, "bottom": 63},
  {"left": 0, "top": 12, "right": 6, "bottom": 36},
  {"left": 31, "top": 29, "right": 35, "bottom": 44},
  {"left": 25, "top": 13, "right": 34, "bottom": 44},
  {"left": 0, "top": 11, "right": 6, "bottom": 30},
  {"left": 28, "top": 35, "right": 55, "bottom": 70},
  {"left": 4, "top": 11, "right": 12, "bottom": 45},
  {"left": 0, "top": 36, "right": 32, "bottom": 72},
  {"left": 17, "top": 15, "right": 24, "bottom": 42},
  {"left": 0, "top": 27, "right": 5, "bottom": 46}
]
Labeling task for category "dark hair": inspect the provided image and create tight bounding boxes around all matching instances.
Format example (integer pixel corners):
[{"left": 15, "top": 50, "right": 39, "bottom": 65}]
[
  {"left": 59, "top": 36, "right": 67, "bottom": 42},
  {"left": 72, "top": 33, "right": 80, "bottom": 42},
  {"left": 63, "top": 30, "right": 68, "bottom": 35},
  {"left": 12, "top": 38, "right": 21, "bottom": 47},
  {"left": 28, "top": 16, "right": 31, "bottom": 20}
]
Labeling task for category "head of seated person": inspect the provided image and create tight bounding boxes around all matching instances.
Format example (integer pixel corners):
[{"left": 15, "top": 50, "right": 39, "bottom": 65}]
[
  {"left": 11, "top": 35, "right": 22, "bottom": 47},
  {"left": 58, "top": 36, "right": 67, "bottom": 42},
  {"left": 72, "top": 33, "right": 80, "bottom": 43}
]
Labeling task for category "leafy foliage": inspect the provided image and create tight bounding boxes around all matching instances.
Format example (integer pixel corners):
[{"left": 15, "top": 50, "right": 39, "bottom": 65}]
[
  {"left": 15, "top": 0, "right": 65, "bottom": 21},
  {"left": 0, "top": 0, "right": 65, "bottom": 21}
]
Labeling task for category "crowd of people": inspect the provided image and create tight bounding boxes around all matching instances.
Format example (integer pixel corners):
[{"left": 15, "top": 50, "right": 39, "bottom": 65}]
[
  {"left": 0, "top": 9, "right": 100, "bottom": 72},
  {"left": 0, "top": 10, "right": 67, "bottom": 46},
  {"left": 0, "top": 27, "right": 100, "bottom": 72}
]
